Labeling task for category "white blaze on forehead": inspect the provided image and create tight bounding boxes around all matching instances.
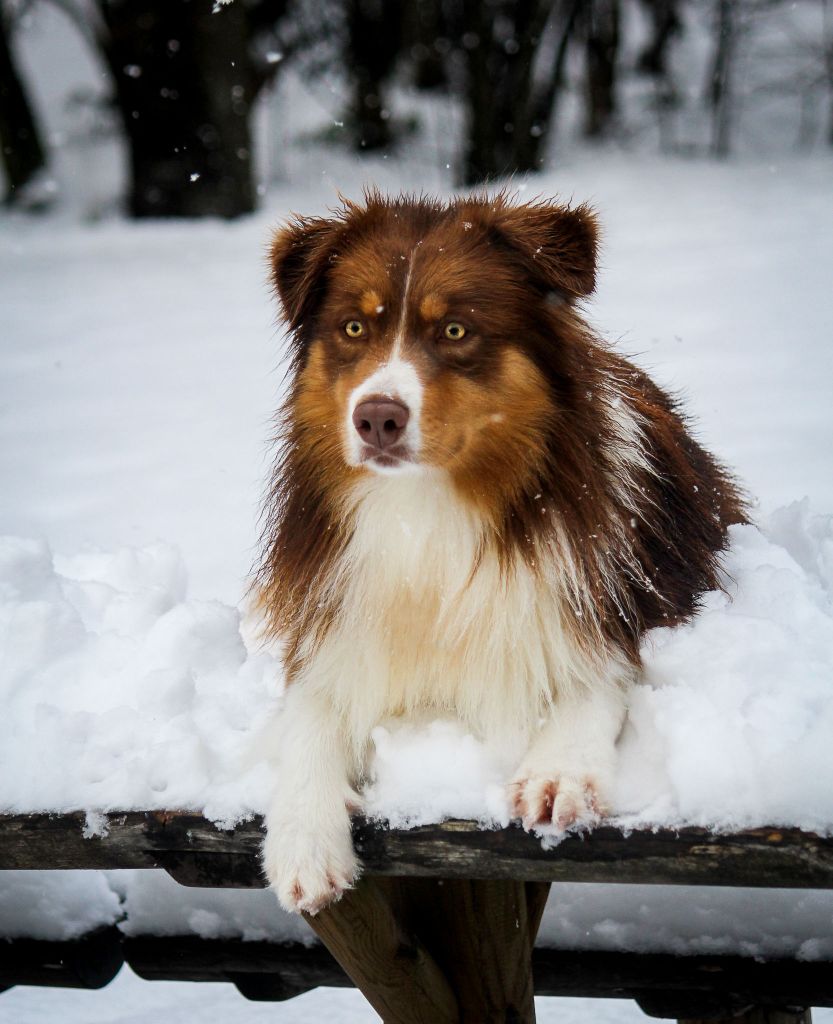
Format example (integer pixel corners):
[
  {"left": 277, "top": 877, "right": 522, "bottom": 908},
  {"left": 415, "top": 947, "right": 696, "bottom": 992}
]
[{"left": 391, "top": 252, "right": 415, "bottom": 362}]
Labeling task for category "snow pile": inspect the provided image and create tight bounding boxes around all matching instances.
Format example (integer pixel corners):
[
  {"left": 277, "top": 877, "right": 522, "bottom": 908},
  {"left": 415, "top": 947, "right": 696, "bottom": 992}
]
[
  {"left": 537, "top": 882, "right": 833, "bottom": 960},
  {"left": 361, "top": 503, "right": 833, "bottom": 832},
  {"left": 110, "top": 870, "right": 312, "bottom": 945},
  {"left": 1, "top": 501, "right": 832, "bottom": 832},
  {"left": 0, "top": 536, "right": 278, "bottom": 824},
  {"left": 3, "top": 499, "right": 832, "bottom": 957},
  {"left": 0, "top": 870, "right": 121, "bottom": 941},
  {"left": 363, "top": 719, "right": 512, "bottom": 827},
  {"left": 615, "top": 502, "right": 833, "bottom": 831}
]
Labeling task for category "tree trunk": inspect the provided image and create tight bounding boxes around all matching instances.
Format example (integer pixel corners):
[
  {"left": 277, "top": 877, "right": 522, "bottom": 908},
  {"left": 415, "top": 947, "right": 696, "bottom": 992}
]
[
  {"left": 708, "top": 0, "right": 736, "bottom": 158},
  {"left": 517, "top": 0, "right": 581, "bottom": 172},
  {"left": 407, "top": 0, "right": 448, "bottom": 91},
  {"left": 822, "top": 0, "right": 833, "bottom": 145},
  {"left": 460, "top": 0, "right": 498, "bottom": 183},
  {"left": 461, "top": 0, "right": 570, "bottom": 185},
  {"left": 0, "top": 9, "right": 47, "bottom": 205},
  {"left": 637, "top": 0, "right": 681, "bottom": 77},
  {"left": 345, "top": 0, "right": 403, "bottom": 151},
  {"left": 98, "top": 0, "right": 255, "bottom": 218},
  {"left": 584, "top": 0, "right": 620, "bottom": 138}
]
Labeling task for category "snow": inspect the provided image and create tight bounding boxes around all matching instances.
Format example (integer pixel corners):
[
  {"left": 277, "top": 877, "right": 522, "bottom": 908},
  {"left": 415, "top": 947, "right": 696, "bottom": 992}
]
[
  {"left": 3, "top": 5, "right": 833, "bottom": 1015},
  {"left": 537, "top": 883, "right": 833, "bottom": 961},
  {"left": 3, "top": 508, "right": 832, "bottom": 834},
  {"left": 363, "top": 719, "right": 512, "bottom": 826},
  {"left": 0, "top": 870, "right": 121, "bottom": 941},
  {"left": 111, "top": 870, "right": 312, "bottom": 945},
  {"left": 0, "top": 537, "right": 278, "bottom": 824},
  {"left": 615, "top": 512, "right": 833, "bottom": 833},
  {"left": 361, "top": 502, "right": 833, "bottom": 836}
]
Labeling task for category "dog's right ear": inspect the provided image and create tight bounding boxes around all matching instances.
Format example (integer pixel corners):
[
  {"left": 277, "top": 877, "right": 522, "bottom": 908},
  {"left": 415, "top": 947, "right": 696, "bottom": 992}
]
[{"left": 270, "top": 215, "right": 342, "bottom": 331}]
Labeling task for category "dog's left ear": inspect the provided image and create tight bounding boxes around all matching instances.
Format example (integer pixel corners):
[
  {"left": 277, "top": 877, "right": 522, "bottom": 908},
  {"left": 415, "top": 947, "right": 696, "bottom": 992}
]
[
  {"left": 270, "top": 215, "right": 343, "bottom": 330},
  {"left": 489, "top": 200, "right": 599, "bottom": 299}
]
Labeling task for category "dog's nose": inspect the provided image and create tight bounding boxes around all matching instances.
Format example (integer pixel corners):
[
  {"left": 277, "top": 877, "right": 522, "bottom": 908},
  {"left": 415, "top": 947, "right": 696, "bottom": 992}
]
[{"left": 352, "top": 398, "right": 410, "bottom": 450}]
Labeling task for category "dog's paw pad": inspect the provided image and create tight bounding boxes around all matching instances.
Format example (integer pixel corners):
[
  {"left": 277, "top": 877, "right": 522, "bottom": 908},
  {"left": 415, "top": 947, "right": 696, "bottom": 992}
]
[
  {"left": 509, "top": 773, "right": 603, "bottom": 833},
  {"left": 281, "top": 865, "right": 355, "bottom": 915},
  {"left": 263, "top": 828, "right": 359, "bottom": 916}
]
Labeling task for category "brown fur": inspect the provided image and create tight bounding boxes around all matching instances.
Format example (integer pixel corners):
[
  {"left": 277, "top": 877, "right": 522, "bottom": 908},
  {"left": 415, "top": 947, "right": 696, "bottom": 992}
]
[{"left": 257, "top": 191, "right": 747, "bottom": 676}]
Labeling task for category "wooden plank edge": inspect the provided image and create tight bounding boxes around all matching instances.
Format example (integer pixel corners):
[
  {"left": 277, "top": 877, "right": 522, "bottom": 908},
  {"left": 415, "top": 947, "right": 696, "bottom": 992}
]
[
  {"left": 0, "top": 813, "right": 832, "bottom": 888},
  {"left": 26, "top": 934, "right": 833, "bottom": 1009}
]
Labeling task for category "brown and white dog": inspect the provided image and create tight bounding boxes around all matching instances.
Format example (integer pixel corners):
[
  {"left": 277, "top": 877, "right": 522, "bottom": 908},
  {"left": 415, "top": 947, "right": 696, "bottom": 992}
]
[{"left": 257, "top": 191, "right": 746, "bottom": 914}]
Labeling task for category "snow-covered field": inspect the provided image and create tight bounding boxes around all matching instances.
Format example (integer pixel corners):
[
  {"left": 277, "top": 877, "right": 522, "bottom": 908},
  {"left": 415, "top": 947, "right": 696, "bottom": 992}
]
[{"left": 2, "top": 5, "right": 833, "bottom": 1021}]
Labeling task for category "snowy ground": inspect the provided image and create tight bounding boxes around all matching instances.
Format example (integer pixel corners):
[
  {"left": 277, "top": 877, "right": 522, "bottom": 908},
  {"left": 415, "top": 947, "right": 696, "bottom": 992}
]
[{"left": 3, "top": 6, "right": 833, "bottom": 1021}]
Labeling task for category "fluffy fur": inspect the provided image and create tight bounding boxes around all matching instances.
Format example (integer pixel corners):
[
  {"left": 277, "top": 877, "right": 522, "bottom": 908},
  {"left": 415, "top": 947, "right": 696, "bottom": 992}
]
[{"left": 256, "top": 191, "right": 746, "bottom": 914}]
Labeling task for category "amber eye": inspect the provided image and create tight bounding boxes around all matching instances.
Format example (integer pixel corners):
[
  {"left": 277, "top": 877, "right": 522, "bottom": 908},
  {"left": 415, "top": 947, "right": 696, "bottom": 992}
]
[
  {"left": 344, "top": 320, "right": 365, "bottom": 338},
  {"left": 443, "top": 322, "right": 466, "bottom": 341}
]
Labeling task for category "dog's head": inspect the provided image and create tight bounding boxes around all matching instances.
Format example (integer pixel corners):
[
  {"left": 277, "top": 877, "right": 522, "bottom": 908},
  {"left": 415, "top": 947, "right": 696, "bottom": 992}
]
[{"left": 270, "top": 192, "right": 598, "bottom": 506}]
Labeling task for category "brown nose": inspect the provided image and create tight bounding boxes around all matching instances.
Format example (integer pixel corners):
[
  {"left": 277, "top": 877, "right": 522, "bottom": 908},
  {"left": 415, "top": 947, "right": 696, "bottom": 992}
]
[{"left": 352, "top": 398, "right": 410, "bottom": 450}]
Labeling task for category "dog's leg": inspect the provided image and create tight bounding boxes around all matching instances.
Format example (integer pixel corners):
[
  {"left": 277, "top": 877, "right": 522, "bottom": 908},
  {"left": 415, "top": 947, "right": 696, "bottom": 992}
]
[
  {"left": 263, "top": 684, "right": 360, "bottom": 915},
  {"left": 508, "top": 682, "right": 626, "bottom": 832}
]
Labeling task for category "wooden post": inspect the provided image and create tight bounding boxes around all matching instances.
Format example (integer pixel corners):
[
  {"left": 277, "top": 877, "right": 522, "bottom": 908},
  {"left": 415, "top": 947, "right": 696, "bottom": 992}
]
[
  {"left": 302, "top": 876, "right": 459, "bottom": 1024},
  {"left": 304, "top": 876, "right": 550, "bottom": 1023}
]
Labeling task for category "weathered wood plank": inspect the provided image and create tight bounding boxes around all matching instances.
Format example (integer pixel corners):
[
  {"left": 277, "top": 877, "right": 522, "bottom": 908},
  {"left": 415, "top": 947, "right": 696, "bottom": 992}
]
[
  {"left": 351, "top": 819, "right": 833, "bottom": 888},
  {"left": 5, "top": 932, "right": 833, "bottom": 1009},
  {"left": 1, "top": 813, "right": 833, "bottom": 889},
  {"left": 120, "top": 937, "right": 833, "bottom": 1006},
  {"left": 0, "top": 926, "right": 123, "bottom": 991},
  {"left": 679, "top": 1010, "right": 812, "bottom": 1024}
]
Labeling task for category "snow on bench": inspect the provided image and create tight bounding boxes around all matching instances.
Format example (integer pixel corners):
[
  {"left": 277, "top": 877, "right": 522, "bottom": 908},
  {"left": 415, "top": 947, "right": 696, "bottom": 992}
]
[{"left": 1, "top": 507, "right": 833, "bottom": 1019}]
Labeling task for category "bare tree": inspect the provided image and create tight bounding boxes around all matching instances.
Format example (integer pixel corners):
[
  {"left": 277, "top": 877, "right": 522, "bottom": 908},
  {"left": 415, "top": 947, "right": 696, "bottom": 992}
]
[
  {"left": 582, "top": 0, "right": 620, "bottom": 137},
  {"left": 823, "top": 0, "right": 833, "bottom": 143},
  {"left": 406, "top": 0, "right": 448, "bottom": 91},
  {"left": 637, "top": 0, "right": 682, "bottom": 77},
  {"left": 32, "top": 0, "right": 292, "bottom": 217},
  {"left": 344, "top": 0, "right": 403, "bottom": 151},
  {"left": 0, "top": 2, "right": 48, "bottom": 205},
  {"left": 460, "top": 0, "right": 582, "bottom": 185},
  {"left": 635, "top": 0, "right": 682, "bottom": 152},
  {"left": 95, "top": 0, "right": 261, "bottom": 218},
  {"left": 707, "top": 0, "right": 737, "bottom": 157}
]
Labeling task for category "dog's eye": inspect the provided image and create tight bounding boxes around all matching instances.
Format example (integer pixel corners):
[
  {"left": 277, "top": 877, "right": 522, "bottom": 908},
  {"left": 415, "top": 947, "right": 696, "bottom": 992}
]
[
  {"left": 443, "top": 322, "right": 466, "bottom": 341},
  {"left": 344, "top": 320, "right": 365, "bottom": 339}
]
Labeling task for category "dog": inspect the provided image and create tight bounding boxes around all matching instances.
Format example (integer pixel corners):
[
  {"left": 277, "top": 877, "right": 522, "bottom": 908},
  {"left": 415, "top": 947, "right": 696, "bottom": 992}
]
[{"left": 256, "top": 191, "right": 746, "bottom": 914}]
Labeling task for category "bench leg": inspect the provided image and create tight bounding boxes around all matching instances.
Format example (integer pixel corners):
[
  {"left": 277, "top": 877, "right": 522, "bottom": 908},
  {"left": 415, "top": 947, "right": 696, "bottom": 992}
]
[
  {"left": 302, "top": 875, "right": 458, "bottom": 1024},
  {"left": 304, "top": 876, "right": 549, "bottom": 1023}
]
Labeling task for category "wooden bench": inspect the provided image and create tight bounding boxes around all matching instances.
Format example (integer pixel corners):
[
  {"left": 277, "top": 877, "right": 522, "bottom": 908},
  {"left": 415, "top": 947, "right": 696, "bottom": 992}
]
[{"left": 2, "top": 812, "right": 832, "bottom": 1023}]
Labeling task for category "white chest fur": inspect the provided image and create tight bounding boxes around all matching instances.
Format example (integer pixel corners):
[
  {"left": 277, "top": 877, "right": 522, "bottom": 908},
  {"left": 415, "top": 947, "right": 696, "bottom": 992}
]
[{"left": 296, "top": 471, "right": 617, "bottom": 754}]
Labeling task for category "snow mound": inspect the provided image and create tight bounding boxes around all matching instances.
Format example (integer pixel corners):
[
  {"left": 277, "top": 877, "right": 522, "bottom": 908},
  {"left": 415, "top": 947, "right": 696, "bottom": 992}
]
[
  {"left": 111, "top": 870, "right": 313, "bottom": 944},
  {"left": 0, "top": 870, "right": 121, "bottom": 941},
  {"left": 1, "top": 501, "right": 832, "bottom": 833},
  {"left": 616, "top": 502, "right": 833, "bottom": 831},
  {"left": 0, "top": 537, "right": 279, "bottom": 825},
  {"left": 537, "top": 882, "right": 833, "bottom": 960},
  {"left": 1, "top": 506, "right": 833, "bottom": 952},
  {"left": 363, "top": 501, "right": 833, "bottom": 833}
]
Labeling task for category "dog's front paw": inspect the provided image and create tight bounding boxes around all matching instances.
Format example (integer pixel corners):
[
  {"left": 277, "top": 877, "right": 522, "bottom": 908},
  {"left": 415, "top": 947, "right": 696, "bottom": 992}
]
[
  {"left": 263, "top": 820, "right": 359, "bottom": 915},
  {"left": 508, "top": 772, "right": 604, "bottom": 833}
]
